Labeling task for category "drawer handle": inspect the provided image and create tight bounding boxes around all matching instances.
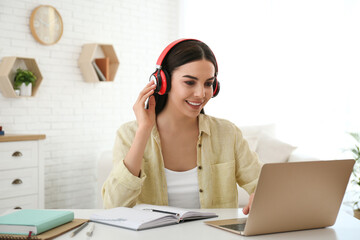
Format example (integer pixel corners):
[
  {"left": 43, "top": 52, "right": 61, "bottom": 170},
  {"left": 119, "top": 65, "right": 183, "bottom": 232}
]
[
  {"left": 12, "top": 179, "right": 23, "bottom": 185},
  {"left": 12, "top": 151, "right": 23, "bottom": 157},
  {"left": 14, "top": 206, "right": 22, "bottom": 209}
]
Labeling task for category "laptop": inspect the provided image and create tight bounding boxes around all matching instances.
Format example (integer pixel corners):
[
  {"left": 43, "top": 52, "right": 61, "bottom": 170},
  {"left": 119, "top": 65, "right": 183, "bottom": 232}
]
[{"left": 205, "top": 159, "right": 355, "bottom": 236}]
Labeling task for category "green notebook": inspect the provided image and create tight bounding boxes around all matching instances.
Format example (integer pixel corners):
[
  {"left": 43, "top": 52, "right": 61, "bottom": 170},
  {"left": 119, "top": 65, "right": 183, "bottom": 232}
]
[{"left": 0, "top": 210, "right": 74, "bottom": 235}]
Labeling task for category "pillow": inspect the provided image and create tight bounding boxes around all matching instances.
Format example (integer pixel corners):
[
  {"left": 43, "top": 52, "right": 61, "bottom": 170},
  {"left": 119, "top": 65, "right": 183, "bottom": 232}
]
[
  {"left": 256, "top": 134, "right": 297, "bottom": 163},
  {"left": 239, "top": 124, "right": 276, "bottom": 139},
  {"left": 239, "top": 124, "right": 276, "bottom": 152}
]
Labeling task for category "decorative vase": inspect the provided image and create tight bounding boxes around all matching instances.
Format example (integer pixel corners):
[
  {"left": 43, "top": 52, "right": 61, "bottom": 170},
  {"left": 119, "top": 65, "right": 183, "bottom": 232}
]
[
  {"left": 354, "top": 209, "right": 360, "bottom": 220},
  {"left": 20, "top": 82, "right": 32, "bottom": 96}
]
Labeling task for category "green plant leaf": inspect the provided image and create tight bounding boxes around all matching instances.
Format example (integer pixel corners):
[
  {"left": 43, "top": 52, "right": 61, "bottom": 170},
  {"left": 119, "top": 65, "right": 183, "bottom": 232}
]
[
  {"left": 13, "top": 68, "right": 37, "bottom": 89},
  {"left": 349, "top": 132, "right": 360, "bottom": 143},
  {"left": 347, "top": 132, "right": 360, "bottom": 208}
]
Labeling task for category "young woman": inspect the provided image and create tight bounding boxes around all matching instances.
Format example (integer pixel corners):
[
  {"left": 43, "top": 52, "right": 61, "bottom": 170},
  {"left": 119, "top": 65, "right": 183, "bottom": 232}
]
[{"left": 102, "top": 39, "right": 262, "bottom": 214}]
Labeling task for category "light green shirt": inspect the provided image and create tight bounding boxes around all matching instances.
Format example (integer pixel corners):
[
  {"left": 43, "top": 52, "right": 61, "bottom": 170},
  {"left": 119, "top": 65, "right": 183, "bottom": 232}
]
[{"left": 102, "top": 114, "right": 263, "bottom": 209}]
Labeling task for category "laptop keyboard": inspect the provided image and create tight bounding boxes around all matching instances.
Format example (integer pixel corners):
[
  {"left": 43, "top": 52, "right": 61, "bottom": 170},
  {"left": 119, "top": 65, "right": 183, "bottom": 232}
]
[{"left": 220, "top": 223, "right": 246, "bottom": 231}]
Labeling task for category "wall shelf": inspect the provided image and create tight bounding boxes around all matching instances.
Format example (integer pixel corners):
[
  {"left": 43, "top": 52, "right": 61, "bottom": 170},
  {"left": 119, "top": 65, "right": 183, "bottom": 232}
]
[
  {"left": 78, "top": 44, "right": 119, "bottom": 83},
  {"left": 0, "top": 57, "right": 43, "bottom": 98}
]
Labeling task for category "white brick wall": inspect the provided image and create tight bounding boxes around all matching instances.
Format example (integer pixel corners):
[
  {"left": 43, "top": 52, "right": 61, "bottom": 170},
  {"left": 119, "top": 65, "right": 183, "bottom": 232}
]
[{"left": 0, "top": 0, "right": 179, "bottom": 208}]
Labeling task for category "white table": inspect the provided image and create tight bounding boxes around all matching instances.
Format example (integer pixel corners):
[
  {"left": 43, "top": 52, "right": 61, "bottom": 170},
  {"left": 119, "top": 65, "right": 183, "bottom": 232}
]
[{"left": 55, "top": 208, "right": 360, "bottom": 240}]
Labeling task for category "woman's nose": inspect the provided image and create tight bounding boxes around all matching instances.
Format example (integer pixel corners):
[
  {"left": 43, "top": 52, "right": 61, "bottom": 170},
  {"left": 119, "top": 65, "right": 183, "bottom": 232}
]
[{"left": 194, "top": 85, "right": 205, "bottom": 97}]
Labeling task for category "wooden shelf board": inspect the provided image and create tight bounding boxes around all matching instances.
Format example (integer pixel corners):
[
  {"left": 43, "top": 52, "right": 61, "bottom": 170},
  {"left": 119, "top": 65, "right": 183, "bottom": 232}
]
[{"left": 0, "top": 134, "right": 46, "bottom": 142}]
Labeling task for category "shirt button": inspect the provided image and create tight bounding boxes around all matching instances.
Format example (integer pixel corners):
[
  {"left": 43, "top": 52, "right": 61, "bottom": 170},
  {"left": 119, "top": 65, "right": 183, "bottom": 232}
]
[
  {"left": 198, "top": 165, "right": 202, "bottom": 170},
  {"left": 198, "top": 144, "right": 202, "bottom": 148},
  {"left": 199, "top": 189, "right": 203, "bottom": 193}
]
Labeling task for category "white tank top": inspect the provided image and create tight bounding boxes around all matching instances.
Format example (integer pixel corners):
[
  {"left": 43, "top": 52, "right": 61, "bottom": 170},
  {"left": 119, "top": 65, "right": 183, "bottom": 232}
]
[{"left": 164, "top": 167, "right": 201, "bottom": 209}]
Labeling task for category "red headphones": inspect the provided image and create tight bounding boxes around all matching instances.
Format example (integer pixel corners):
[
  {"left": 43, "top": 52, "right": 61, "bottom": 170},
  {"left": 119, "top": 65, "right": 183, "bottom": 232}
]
[{"left": 149, "top": 39, "right": 220, "bottom": 98}]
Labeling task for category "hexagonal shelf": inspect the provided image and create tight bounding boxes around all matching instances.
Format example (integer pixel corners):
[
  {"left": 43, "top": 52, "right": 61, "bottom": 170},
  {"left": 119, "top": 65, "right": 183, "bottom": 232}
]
[
  {"left": 0, "top": 57, "right": 43, "bottom": 98},
  {"left": 78, "top": 44, "right": 119, "bottom": 83}
]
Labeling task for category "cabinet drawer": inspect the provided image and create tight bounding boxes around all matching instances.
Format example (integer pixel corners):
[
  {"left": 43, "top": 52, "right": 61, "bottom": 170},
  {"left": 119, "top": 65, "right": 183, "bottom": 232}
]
[
  {"left": 0, "top": 141, "right": 38, "bottom": 170},
  {"left": 0, "top": 168, "right": 38, "bottom": 198},
  {"left": 0, "top": 195, "right": 38, "bottom": 215}
]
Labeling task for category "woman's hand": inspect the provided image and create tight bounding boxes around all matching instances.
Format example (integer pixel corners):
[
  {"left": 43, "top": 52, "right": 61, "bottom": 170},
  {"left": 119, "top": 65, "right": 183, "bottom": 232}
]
[
  {"left": 242, "top": 193, "right": 254, "bottom": 215},
  {"left": 133, "top": 81, "right": 157, "bottom": 130}
]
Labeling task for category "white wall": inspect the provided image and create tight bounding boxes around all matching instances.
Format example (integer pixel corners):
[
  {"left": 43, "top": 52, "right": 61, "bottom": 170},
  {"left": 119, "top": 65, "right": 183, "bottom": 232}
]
[
  {"left": 1, "top": 0, "right": 358, "bottom": 209},
  {"left": 0, "top": 0, "right": 179, "bottom": 208},
  {"left": 180, "top": 0, "right": 360, "bottom": 159}
]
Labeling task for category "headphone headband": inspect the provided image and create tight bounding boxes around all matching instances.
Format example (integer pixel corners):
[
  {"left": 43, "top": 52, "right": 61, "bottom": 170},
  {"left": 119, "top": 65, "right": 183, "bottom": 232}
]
[
  {"left": 156, "top": 38, "right": 199, "bottom": 68},
  {"left": 151, "top": 38, "right": 220, "bottom": 97}
]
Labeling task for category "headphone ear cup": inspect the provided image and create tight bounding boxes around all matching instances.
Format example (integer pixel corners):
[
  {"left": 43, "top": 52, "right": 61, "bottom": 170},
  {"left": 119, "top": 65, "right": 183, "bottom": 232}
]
[
  {"left": 157, "top": 69, "right": 171, "bottom": 95},
  {"left": 150, "top": 70, "right": 162, "bottom": 93},
  {"left": 212, "top": 78, "right": 220, "bottom": 98},
  {"left": 163, "top": 70, "right": 171, "bottom": 94}
]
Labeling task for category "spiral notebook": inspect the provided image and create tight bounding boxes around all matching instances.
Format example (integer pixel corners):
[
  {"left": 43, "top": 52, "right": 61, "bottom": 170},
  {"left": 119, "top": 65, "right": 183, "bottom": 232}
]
[{"left": 0, "top": 219, "right": 88, "bottom": 240}]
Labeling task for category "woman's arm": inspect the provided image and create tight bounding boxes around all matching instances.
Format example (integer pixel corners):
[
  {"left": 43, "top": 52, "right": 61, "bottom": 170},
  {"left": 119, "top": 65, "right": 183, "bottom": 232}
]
[
  {"left": 234, "top": 126, "right": 263, "bottom": 214},
  {"left": 102, "top": 81, "right": 156, "bottom": 208},
  {"left": 102, "top": 125, "right": 147, "bottom": 208},
  {"left": 124, "top": 81, "right": 156, "bottom": 176},
  {"left": 123, "top": 125, "right": 152, "bottom": 177}
]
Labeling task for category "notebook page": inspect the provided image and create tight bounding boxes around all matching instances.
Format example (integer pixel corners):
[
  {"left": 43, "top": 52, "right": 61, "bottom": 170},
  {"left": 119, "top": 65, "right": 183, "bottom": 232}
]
[
  {"left": 90, "top": 207, "right": 178, "bottom": 230},
  {"left": 134, "top": 204, "right": 217, "bottom": 220}
]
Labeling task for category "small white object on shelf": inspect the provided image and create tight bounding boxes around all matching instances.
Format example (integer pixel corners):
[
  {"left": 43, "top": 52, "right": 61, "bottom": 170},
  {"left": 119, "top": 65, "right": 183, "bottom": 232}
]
[{"left": 19, "top": 83, "right": 32, "bottom": 96}]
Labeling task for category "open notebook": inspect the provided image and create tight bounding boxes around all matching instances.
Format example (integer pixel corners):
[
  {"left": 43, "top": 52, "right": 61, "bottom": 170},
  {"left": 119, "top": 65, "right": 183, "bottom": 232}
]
[{"left": 90, "top": 204, "right": 217, "bottom": 231}]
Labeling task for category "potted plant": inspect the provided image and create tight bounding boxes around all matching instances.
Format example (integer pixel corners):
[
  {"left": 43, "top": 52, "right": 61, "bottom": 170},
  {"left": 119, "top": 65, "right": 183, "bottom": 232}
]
[
  {"left": 14, "top": 68, "right": 37, "bottom": 96},
  {"left": 348, "top": 132, "right": 360, "bottom": 219}
]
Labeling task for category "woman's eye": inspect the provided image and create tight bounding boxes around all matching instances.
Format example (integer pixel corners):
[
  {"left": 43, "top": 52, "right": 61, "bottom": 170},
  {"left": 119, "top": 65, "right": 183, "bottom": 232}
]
[
  {"left": 185, "top": 81, "right": 195, "bottom": 86},
  {"left": 205, "top": 82, "right": 213, "bottom": 87}
]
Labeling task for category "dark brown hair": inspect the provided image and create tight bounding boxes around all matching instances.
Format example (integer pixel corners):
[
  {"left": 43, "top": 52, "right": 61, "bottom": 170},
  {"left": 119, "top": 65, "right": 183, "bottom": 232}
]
[{"left": 154, "top": 40, "right": 218, "bottom": 115}]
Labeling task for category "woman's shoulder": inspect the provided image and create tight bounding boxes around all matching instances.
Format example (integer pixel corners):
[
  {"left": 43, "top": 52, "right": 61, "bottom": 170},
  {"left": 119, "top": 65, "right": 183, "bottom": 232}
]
[{"left": 116, "top": 120, "right": 138, "bottom": 135}]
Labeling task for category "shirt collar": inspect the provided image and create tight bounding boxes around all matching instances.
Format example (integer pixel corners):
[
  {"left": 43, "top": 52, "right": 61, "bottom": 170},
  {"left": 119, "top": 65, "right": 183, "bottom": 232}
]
[{"left": 198, "top": 114, "right": 211, "bottom": 136}]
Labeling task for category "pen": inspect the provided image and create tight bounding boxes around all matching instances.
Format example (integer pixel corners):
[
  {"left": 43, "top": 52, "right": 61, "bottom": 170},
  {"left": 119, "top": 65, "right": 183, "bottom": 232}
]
[
  {"left": 70, "top": 221, "right": 89, "bottom": 237},
  {"left": 145, "top": 209, "right": 180, "bottom": 216},
  {"left": 86, "top": 223, "right": 95, "bottom": 237}
]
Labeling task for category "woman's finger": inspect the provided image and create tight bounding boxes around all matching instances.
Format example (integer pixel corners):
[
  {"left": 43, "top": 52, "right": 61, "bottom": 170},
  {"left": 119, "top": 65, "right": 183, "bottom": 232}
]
[
  {"left": 242, "top": 193, "right": 254, "bottom": 215},
  {"left": 134, "top": 89, "right": 155, "bottom": 109},
  {"left": 140, "top": 89, "right": 155, "bottom": 104},
  {"left": 148, "top": 95, "right": 156, "bottom": 110},
  {"left": 136, "top": 82, "right": 156, "bottom": 103},
  {"left": 242, "top": 205, "right": 249, "bottom": 215}
]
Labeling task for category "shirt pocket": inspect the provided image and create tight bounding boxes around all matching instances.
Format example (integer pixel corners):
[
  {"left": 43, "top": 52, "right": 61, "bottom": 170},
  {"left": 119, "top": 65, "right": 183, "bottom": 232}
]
[{"left": 210, "top": 161, "right": 237, "bottom": 205}]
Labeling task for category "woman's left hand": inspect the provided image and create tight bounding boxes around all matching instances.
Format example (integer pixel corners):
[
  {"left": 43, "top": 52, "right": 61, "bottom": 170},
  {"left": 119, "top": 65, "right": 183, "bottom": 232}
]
[{"left": 242, "top": 193, "right": 254, "bottom": 215}]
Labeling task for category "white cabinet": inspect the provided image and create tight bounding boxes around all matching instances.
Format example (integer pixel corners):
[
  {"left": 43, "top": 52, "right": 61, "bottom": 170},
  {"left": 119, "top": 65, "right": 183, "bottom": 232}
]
[{"left": 0, "top": 135, "right": 45, "bottom": 214}]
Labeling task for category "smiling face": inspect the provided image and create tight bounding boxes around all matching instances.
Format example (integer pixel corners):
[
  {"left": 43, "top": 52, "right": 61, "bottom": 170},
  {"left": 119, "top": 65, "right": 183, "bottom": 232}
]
[{"left": 162, "top": 59, "right": 215, "bottom": 119}]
